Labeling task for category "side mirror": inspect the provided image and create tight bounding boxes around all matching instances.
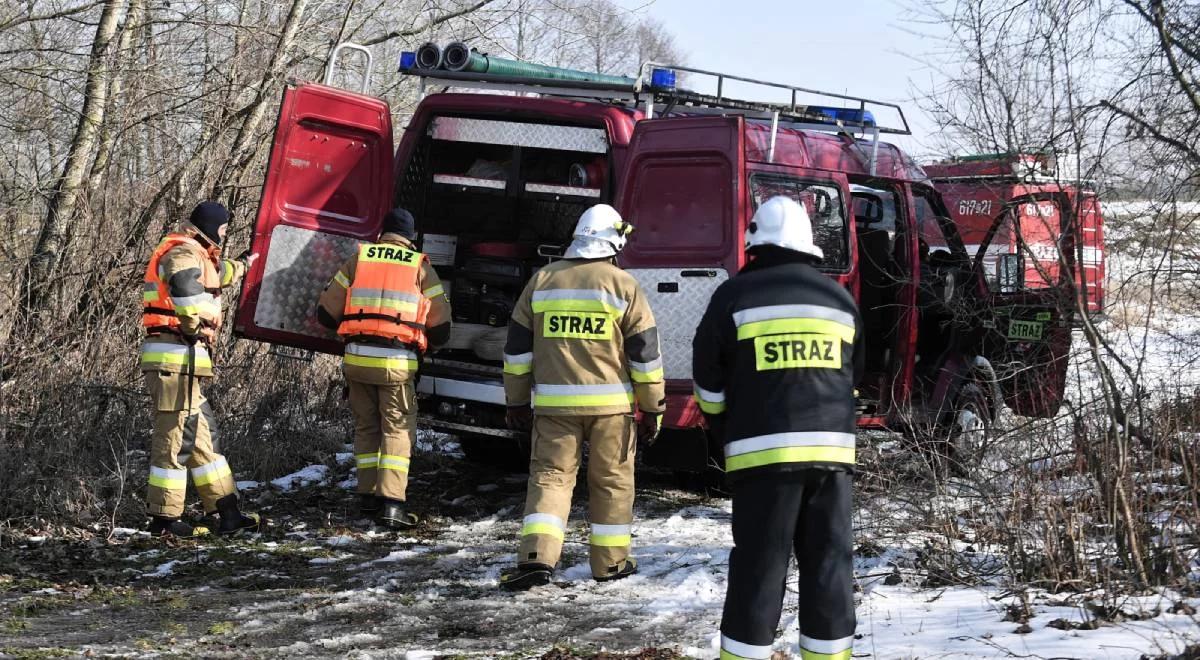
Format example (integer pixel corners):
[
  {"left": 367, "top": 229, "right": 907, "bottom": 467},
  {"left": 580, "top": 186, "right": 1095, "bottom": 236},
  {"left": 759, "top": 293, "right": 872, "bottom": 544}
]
[{"left": 998, "top": 253, "right": 1022, "bottom": 293}]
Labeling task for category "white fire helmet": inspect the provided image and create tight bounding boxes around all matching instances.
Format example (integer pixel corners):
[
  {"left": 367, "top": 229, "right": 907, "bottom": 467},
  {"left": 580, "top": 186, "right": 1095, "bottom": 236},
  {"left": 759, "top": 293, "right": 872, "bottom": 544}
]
[
  {"left": 564, "top": 204, "right": 634, "bottom": 259},
  {"left": 744, "top": 195, "right": 824, "bottom": 260}
]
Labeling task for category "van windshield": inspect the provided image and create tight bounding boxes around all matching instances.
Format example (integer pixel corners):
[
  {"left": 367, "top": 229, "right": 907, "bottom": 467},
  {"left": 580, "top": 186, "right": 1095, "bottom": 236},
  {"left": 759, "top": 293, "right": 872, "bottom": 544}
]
[{"left": 749, "top": 175, "right": 848, "bottom": 269}]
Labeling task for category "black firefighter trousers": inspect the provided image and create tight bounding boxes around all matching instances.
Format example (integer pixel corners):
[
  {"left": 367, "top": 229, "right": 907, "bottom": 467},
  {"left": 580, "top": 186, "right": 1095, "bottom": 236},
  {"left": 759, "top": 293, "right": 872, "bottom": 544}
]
[{"left": 720, "top": 469, "right": 855, "bottom": 660}]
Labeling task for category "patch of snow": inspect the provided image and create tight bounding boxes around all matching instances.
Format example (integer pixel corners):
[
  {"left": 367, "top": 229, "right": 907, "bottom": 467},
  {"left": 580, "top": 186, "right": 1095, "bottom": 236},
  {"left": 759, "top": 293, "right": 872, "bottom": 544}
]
[
  {"left": 310, "top": 554, "right": 353, "bottom": 565},
  {"left": 142, "top": 560, "right": 181, "bottom": 578},
  {"left": 325, "top": 535, "right": 359, "bottom": 548},
  {"left": 236, "top": 480, "right": 261, "bottom": 490},
  {"left": 338, "top": 477, "right": 358, "bottom": 490},
  {"left": 335, "top": 452, "right": 354, "bottom": 465},
  {"left": 271, "top": 464, "right": 330, "bottom": 491}
]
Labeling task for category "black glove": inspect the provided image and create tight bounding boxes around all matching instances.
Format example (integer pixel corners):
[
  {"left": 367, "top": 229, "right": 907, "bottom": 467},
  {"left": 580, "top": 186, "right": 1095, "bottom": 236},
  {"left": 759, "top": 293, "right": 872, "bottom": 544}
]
[
  {"left": 636, "top": 412, "right": 662, "bottom": 448},
  {"left": 506, "top": 405, "right": 532, "bottom": 432},
  {"left": 234, "top": 249, "right": 259, "bottom": 268}
]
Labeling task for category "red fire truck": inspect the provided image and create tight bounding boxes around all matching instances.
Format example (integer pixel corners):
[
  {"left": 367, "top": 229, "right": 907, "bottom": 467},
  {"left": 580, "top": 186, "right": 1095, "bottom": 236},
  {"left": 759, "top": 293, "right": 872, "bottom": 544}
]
[
  {"left": 234, "top": 43, "right": 1082, "bottom": 469},
  {"left": 925, "top": 153, "right": 1105, "bottom": 419}
]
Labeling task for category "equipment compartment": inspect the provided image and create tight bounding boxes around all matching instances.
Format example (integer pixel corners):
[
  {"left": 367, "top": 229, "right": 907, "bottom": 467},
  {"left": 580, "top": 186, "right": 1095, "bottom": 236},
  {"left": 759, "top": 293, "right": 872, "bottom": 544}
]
[{"left": 396, "top": 114, "right": 613, "bottom": 367}]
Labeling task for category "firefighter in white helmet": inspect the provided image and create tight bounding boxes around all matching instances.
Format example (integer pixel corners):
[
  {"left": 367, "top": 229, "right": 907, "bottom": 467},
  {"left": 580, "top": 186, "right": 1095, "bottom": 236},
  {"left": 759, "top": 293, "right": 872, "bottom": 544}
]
[
  {"left": 499, "top": 204, "right": 666, "bottom": 590},
  {"left": 693, "top": 196, "right": 862, "bottom": 659}
]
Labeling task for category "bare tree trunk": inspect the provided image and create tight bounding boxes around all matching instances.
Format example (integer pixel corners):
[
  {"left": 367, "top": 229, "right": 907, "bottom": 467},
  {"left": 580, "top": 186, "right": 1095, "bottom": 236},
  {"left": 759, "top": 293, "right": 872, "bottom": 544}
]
[
  {"left": 24, "top": 0, "right": 124, "bottom": 312},
  {"left": 87, "top": 0, "right": 146, "bottom": 209}
]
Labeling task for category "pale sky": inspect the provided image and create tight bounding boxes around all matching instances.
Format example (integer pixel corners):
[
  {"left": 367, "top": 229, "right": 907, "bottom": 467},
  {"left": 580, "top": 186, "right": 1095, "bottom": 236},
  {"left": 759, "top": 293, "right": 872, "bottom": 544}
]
[{"left": 628, "top": 0, "right": 944, "bottom": 156}]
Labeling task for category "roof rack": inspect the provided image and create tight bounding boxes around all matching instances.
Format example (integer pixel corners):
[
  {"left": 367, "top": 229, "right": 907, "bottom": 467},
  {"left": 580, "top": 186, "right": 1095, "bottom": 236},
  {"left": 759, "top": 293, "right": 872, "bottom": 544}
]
[
  {"left": 400, "top": 46, "right": 912, "bottom": 174},
  {"left": 631, "top": 62, "right": 910, "bottom": 136}
]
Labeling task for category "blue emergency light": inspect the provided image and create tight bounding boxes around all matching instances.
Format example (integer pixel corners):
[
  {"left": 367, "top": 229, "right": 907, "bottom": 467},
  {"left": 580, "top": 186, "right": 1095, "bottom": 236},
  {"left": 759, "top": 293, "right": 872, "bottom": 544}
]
[
  {"left": 809, "top": 106, "right": 876, "bottom": 127},
  {"left": 650, "top": 68, "right": 677, "bottom": 91},
  {"left": 399, "top": 51, "right": 417, "bottom": 71}
]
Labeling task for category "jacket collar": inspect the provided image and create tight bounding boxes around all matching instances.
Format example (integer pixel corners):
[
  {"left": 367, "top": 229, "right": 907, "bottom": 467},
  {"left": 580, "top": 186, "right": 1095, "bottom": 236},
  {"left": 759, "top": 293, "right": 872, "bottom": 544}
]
[
  {"left": 379, "top": 232, "right": 415, "bottom": 249},
  {"left": 740, "top": 246, "right": 818, "bottom": 274},
  {"left": 177, "top": 226, "right": 222, "bottom": 258}
]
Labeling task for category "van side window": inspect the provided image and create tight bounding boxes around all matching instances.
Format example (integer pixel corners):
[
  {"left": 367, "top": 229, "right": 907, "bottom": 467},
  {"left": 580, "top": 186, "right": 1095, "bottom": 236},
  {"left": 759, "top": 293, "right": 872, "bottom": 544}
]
[
  {"left": 913, "top": 193, "right": 951, "bottom": 258},
  {"left": 750, "top": 175, "right": 848, "bottom": 269}
]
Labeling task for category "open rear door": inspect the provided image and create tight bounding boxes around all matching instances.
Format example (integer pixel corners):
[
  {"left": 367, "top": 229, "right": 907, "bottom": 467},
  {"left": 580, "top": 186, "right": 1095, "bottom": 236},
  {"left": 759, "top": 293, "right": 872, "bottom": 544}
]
[
  {"left": 617, "top": 115, "right": 744, "bottom": 436},
  {"left": 234, "top": 82, "right": 393, "bottom": 354},
  {"left": 973, "top": 193, "right": 1075, "bottom": 417}
]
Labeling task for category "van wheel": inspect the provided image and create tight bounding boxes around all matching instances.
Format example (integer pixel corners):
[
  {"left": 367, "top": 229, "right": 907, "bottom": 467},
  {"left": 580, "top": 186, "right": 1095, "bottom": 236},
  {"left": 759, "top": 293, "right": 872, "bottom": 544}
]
[{"left": 946, "top": 383, "right": 997, "bottom": 479}]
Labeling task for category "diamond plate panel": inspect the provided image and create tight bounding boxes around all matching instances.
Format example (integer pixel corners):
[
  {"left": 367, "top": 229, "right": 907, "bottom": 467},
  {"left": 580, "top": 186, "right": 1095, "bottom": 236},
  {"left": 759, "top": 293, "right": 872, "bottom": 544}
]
[
  {"left": 431, "top": 117, "right": 607, "bottom": 153},
  {"left": 254, "top": 225, "right": 362, "bottom": 340},
  {"left": 627, "top": 268, "right": 730, "bottom": 380}
]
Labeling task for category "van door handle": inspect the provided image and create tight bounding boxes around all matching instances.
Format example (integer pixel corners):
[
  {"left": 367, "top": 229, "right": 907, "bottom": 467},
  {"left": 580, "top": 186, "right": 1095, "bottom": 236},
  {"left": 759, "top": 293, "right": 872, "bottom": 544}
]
[{"left": 681, "top": 270, "right": 717, "bottom": 277}]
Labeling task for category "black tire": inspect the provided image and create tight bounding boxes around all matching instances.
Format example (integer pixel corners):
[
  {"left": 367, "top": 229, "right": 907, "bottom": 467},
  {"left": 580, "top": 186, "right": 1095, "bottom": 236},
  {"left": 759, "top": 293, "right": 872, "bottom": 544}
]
[{"left": 945, "top": 383, "right": 997, "bottom": 478}]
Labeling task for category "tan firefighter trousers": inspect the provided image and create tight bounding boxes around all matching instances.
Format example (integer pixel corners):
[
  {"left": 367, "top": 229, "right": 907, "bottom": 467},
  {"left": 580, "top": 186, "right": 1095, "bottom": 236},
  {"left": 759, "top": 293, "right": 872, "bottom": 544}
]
[
  {"left": 145, "top": 371, "right": 236, "bottom": 518},
  {"left": 348, "top": 380, "right": 416, "bottom": 502},
  {"left": 518, "top": 414, "right": 637, "bottom": 578}
]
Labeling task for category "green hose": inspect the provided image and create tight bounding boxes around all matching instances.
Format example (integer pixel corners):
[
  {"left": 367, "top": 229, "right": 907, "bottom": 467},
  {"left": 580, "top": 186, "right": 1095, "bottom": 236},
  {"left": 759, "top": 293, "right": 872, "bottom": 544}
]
[{"left": 444, "top": 42, "right": 635, "bottom": 87}]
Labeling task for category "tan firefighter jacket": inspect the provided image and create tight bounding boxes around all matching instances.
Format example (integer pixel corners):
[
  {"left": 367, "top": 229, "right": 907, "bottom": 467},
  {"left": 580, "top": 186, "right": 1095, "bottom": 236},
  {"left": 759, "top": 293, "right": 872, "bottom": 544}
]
[
  {"left": 503, "top": 258, "right": 666, "bottom": 417},
  {"left": 140, "top": 227, "right": 246, "bottom": 378},
  {"left": 318, "top": 233, "right": 451, "bottom": 385}
]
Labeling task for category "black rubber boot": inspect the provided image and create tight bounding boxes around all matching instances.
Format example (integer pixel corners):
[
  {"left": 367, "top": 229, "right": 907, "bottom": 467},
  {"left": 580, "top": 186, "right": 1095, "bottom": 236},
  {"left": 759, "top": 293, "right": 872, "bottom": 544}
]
[
  {"left": 379, "top": 499, "right": 419, "bottom": 530},
  {"left": 214, "top": 494, "right": 263, "bottom": 536},
  {"left": 148, "top": 516, "right": 210, "bottom": 538},
  {"left": 359, "top": 494, "right": 382, "bottom": 516},
  {"left": 594, "top": 557, "right": 638, "bottom": 583},
  {"left": 500, "top": 563, "right": 554, "bottom": 591}
]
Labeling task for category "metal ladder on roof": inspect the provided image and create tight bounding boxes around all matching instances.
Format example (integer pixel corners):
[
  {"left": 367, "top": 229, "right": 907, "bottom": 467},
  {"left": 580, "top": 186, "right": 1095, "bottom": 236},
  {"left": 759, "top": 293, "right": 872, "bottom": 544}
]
[{"left": 375, "top": 41, "right": 912, "bottom": 175}]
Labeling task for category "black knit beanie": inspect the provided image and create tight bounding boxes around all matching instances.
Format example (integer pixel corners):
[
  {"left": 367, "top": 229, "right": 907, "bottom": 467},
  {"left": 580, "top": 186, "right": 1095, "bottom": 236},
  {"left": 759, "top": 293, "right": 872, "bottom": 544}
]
[
  {"left": 189, "top": 202, "right": 230, "bottom": 245},
  {"left": 382, "top": 207, "right": 416, "bottom": 239}
]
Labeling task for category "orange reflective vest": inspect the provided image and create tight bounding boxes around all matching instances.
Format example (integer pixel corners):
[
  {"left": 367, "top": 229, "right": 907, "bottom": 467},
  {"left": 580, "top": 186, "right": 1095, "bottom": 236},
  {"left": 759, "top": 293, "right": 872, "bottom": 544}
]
[
  {"left": 338, "top": 243, "right": 431, "bottom": 352},
  {"left": 142, "top": 232, "right": 223, "bottom": 342}
]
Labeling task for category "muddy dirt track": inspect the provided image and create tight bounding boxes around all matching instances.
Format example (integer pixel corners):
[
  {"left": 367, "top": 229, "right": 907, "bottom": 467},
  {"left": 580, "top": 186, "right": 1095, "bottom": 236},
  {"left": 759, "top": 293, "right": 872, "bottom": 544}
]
[{"left": 0, "top": 447, "right": 724, "bottom": 659}]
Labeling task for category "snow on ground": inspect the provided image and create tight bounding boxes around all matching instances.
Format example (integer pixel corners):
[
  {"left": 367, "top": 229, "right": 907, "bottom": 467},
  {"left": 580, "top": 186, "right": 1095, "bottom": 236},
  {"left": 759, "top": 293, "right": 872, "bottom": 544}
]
[{"left": 270, "top": 464, "right": 330, "bottom": 491}]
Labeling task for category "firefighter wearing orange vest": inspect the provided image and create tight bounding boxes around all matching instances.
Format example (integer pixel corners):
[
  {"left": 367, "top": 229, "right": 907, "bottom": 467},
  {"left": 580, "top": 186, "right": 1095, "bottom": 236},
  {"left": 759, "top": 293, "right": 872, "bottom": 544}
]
[
  {"left": 499, "top": 204, "right": 665, "bottom": 590},
  {"left": 318, "top": 208, "right": 451, "bottom": 530},
  {"left": 141, "top": 202, "right": 262, "bottom": 538}
]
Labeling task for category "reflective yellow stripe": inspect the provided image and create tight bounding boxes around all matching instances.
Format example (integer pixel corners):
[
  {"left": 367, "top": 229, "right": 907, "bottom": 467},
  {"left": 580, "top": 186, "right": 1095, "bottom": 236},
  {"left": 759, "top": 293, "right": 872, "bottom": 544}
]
[
  {"left": 736, "top": 317, "right": 855, "bottom": 343},
  {"left": 143, "top": 291, "right": 159, "bottom": 302},
  {"left": 356, "top": 453, "right": 379, "bottom": 468},
  {"left": 220, "top": 259, "right": 237, "bottom": 286},
  {"left": 503, "top": 362, "right": 532, "bottom": 375},
  {"left": 334, "top": 271, "right": 351, "bottom": 288},
  {"left": 379, "top": 454, "right": 410, "bottom": 472},
  {"left": 173, "top": 302, "right": 221, "bottom": 318},
  {"left": 343, "top": 354, "right": 418, "bottom": 370},
  {"left": 800, "top": 650, "right": 851, "bottom": 660},
  {"left": 721, "top": 652, "right": 755, "bottom": 660},
  {"left": 148, "top": 467, "right": 187, "bottom": 490},
  {"left": 533, "top": 392, "right": 635, "bottom": 408},
  {"left": 694, "top": 395, "right": 726, "bottom": 414},
  {"left": 725, "top": 446, "right": 855, "bottom": 471},
  {"left": 423, "top": 284, "right": 444, "bottom": 298},
  {"left": 630, "top": 367, "right": 664, "bottom": 383},
  {"left": 348, "top": 297, "right": 419, "bottom": 313},
  {"left": 148, "top": 474, "right": 185, "bottom": 489},
  {"left": 192, "top": 461, "right": 232, "bottom": 487},
  {"left": 589, "top": 534, "right": 631, "bottom": 547},
  {"left": 531, "top": 299, "right": 623, "bottom": 316},
  {"left": 360, "top": 245, "right": 420, "bottom": 264},
  {"left": 521, "top": 522, "right": 565, "bottom": 539},
  {"left": 140, "top": 352, "right": 213, "bottom": 368}
]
